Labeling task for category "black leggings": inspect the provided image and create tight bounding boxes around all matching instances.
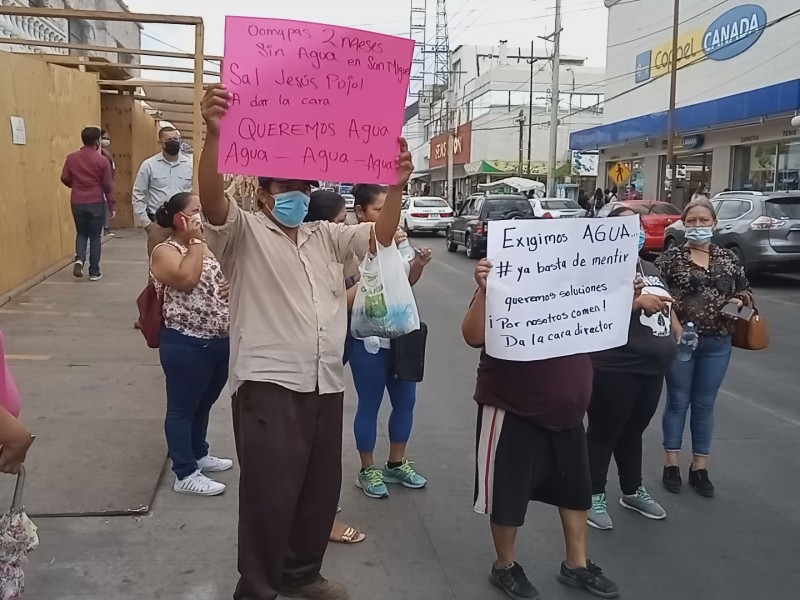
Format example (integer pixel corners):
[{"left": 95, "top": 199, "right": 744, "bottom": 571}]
[{"left": 586, "top": 369, "right": 664, "bottom": 496}]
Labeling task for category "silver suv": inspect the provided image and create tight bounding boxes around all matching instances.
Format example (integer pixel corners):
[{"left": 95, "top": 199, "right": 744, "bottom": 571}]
[{"left": 662, "top": 191, "right": 800, "bottom": 277}]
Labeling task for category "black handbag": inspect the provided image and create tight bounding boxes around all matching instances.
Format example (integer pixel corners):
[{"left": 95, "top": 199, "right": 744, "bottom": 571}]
[{"left": 390, "top": 322, "right": 428, "bottom": 382}]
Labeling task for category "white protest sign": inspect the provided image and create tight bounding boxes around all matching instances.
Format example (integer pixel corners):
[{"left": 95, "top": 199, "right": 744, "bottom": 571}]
[{"left": 485, "top": 216, "right": 639, "bottom": 361}]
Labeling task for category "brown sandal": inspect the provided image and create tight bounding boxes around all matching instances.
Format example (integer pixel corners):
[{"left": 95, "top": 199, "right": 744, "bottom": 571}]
[{"left": 330, "top": 524, "right": 366, "bottom": 545}]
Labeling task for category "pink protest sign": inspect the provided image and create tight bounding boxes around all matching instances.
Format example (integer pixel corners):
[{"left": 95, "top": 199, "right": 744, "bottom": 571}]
[{"left": 218, "top": 16, "right": 414, "bottom": 184}]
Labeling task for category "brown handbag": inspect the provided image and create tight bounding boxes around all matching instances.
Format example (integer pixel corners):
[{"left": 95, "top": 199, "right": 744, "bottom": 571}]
[{"left": 732, "top": 295, "right": 769, "bottom": 351}]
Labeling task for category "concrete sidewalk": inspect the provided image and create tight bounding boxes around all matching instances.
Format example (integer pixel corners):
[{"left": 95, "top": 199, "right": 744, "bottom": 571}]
[{"left": 6, "top": 231, "right": 458, "bottom": 600}]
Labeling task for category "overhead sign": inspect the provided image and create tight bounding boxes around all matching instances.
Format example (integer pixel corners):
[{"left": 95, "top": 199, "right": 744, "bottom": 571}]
[
  {"left": 608, "top": 161, "right": 631, "bottom": 185},
  {"left": 218, "top": 16, "right": 414, "bottom": 183},
  {"left": 485, "top": 216, "right": 639, "bottom": 361},
  {"left": 677, "top": 134, "right": 705, "bottom": 150},
  {"left": 572, "top": 151, "right": 599, "bottom": 177},
  {"left": 634, "top": 4, "right": 767, "bottom": 84},
  {"left": 703, "top": 4, "right": 767, "bottom": 61},
  {"left": 428, "top": 122, "right": 472, "bottom": 168}
]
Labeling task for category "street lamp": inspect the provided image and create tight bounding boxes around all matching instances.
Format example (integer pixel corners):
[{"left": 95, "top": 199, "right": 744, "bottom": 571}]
[{"left": 791, "top": 115, "right": 800, "bottom": 127}]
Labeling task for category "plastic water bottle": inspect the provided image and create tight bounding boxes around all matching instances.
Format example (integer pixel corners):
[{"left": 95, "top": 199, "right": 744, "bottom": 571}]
[
  {"left": 398, "top": 239, "right": 416, "bottom": 262},
  {"left": 364, "top": 337, "right": 381, "bottom": 354},
  {"left": 677, "top": 322, "right": 699, "bottom": 362}
]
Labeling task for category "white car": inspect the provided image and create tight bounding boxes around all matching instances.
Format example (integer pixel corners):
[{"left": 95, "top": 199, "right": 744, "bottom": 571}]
[
  {"left": 530, "top": 197, "right": 585, "bottom": 219},
  {"left": 342, "top": 194, "right": 355, "bottom": 210},
  {"left": 401, "top": 196, "right": 454, "bottom": 234}
]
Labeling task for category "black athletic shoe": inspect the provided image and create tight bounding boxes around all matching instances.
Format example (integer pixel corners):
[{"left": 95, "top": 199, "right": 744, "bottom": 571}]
[
  {"left": 662, "top": 465, "right": 682, "bottom": 493},
  {"left": 689, "top": 467, "right": 715, "bottom": 497},
  {"left": 558, "top": 560, "right": 619, "bottom": 598},
  {"left": 489, "top": 562, "right": 540, "bottom": 599}
]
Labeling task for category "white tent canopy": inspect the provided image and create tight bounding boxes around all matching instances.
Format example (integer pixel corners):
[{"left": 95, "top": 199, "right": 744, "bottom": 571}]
[{"left": 478, "top": 177, "right": 546, "bottom": 196}]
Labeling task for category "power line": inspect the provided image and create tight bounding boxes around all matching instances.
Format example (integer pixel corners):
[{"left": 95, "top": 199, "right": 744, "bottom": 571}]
[{"left": 607, "top": 0, "right": 731, "bottom": 49}]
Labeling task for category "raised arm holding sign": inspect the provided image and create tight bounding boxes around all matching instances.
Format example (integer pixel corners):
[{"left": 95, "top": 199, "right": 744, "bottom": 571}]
[
  {"left": 216, "top": 16, "right": 414, "bottom": 184},
  {"left": 484, "top": 216, "right": 640, "bottom": 361}
]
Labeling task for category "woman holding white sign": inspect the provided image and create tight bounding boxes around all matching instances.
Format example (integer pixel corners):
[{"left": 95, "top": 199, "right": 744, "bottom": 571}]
[
  {"left": 656, "top": 198, "right": 751, "bottom": 498},
  {"left": 586, "top": 206, "right": 676, "bottom": 531},
  {"left": 462, "top": 260, "right": 619, "bottom": 599}
]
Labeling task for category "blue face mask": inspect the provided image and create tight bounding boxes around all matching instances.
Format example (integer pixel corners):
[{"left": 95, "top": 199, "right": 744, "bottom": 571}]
[
  {"left": 685, "top": 226, "right": 713, "bottom": 243},
  {"left": 638, "top": 229, "right": 646, "bottom": 251},
  {"left": 270, "top": 190, "right": 310, "bottom": 228}
]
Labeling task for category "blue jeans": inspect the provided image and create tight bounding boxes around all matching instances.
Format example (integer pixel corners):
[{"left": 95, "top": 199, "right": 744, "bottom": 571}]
[
  {"left": 159, "top": 328, "right": 230, "bottom": 479},
  {"left": 72, "top": 202, "right": 106, "bottom": 277},
  {"left": 662, "top": 335, "right": 732, "bottom": 457},
  {"left": 349, "top": 339, "right": 417, "bottom": 453}
]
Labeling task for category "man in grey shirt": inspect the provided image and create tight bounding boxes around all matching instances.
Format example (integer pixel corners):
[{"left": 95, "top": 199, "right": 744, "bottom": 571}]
[{"left": 132, "top": 126, "right": 194, "bottom": 257}]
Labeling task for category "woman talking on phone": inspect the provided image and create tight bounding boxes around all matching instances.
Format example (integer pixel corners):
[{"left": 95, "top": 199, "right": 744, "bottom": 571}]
[
  {"left": 655, "top": 198, "right": 751, "bottom": 498},
  {"left": 151, "top": 192, "right": 232, "bottom": 497}
]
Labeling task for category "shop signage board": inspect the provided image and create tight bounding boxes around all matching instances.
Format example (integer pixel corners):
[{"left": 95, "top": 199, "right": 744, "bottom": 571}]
[
  {"left": 633, "top": 3, "right": 768, "bottom": 84},
  {"left": 608, "top": 162, "right": 632, "bottom": 185}
]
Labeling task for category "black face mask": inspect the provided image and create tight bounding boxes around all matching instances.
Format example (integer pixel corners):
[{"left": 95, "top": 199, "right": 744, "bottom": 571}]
[{"left": 163, "top": 140, "right": 181, "bottom": 156}]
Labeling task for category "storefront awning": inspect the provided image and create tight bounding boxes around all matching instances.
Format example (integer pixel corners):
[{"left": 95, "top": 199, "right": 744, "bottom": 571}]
[
  {"left": 569, "top": 78, "right": 800, "bottom": 151},
  {"left": 464, "top": 160, "right": 570, "bottom": 176}
]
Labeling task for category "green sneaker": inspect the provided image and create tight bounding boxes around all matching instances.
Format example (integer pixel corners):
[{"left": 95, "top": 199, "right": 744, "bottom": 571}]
[
  {"left": 382, "top": 458, "right": 427, "bottom": 489},
  {"left": 356, "top": 466, "right": 389, "bottom": 499}
]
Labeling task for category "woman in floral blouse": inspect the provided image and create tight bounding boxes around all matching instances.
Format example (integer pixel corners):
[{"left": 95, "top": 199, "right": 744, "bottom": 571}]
[
  {"left": 655, "top": 198, "right": 751, "bottom": 498},
  {"left": 151, "top": 192, "right": 232, "bottom": 497}
]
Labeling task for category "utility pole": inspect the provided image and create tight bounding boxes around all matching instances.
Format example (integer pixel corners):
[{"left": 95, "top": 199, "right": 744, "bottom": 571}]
[
  {"left": 514, "top": 110, "right": 526, "bottom": 176},
  {"left": 547, "top": 0, "right": 562, "bottom": 197},
  {"left": 664, "top": 0, "right": 680, "bottom": 203},
  {"left": 446, "top": 90, "right": 455, "bottom": 208},
  {"left": 527, "top": 40, "right": 535, "bottom": 176}
]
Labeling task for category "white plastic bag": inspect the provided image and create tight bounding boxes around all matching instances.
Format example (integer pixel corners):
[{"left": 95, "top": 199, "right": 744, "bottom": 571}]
[{"left": 351, "top": 243, "right": 420, "bottom": 339}]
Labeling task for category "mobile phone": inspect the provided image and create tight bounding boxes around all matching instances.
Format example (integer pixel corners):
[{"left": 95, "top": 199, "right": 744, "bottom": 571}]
[{"left": 721, "top": 301, "right": 755, "bottom": 321}]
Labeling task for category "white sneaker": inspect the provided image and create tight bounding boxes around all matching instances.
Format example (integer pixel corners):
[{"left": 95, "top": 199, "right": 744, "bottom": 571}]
[
  {"left": 197, "top": 454, "right": 233, "bottom": 472},
  {"left": 89, "top": 274, "right": 103, "bottom": 282},
  {"left": 174, "top": 470, "right": 226, "bottom": 496}
]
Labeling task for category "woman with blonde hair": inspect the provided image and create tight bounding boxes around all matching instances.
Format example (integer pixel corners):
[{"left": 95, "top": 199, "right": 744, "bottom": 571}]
[{"left": 656, "top": 198, "right": 751, "bottom": 497}]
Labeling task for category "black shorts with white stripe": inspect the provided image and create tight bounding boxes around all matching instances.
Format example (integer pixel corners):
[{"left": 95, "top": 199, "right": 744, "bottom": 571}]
[{"left": 474, "top": 405, "right": 591, "bottom": 527}]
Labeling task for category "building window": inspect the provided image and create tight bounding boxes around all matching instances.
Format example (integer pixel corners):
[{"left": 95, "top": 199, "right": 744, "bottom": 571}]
[
  {"left": 29, "top": 0, "right": 46, "bottom": 6},
  {"left": 69, "top": 18, "right": 91, "bottom": 54},
  {"left": 734, "top": 141, "right": 800, "bottom": 192},
  {"left": 452, "top": 59, "right": 462, "bottom": 92}
]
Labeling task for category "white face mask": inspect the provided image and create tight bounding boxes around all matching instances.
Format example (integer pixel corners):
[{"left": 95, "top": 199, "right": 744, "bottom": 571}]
[
  {"left": 101, "top": 139, "right": 111, "bottom": 147},
  {"left": 189, "top": 213, "right": 202, "bottom": 225}
]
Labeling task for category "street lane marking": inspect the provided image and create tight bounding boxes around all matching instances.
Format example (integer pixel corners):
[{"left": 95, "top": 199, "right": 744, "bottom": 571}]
[
  {"left": 720, "top": 388, "right": 800, "bottom": 428},
  {"left": 757, "top": 294, "right": 800, "bottom": 307},
  {"left": 6, "top": 355, "right": 50, "bottom": 361}
]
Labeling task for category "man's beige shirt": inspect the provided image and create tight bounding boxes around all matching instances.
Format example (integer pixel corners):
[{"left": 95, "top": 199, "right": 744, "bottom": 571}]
[{"left": 205, "top": 199, "right": 372, "bottom": 395}]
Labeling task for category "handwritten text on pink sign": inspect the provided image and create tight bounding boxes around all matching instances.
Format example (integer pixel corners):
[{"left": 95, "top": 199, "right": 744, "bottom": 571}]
[{"left": 219, "top": 17, "right": 414, "bottom": 184}]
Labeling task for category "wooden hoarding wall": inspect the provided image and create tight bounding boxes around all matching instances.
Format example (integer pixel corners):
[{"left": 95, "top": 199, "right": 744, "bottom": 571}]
[
  {"left": 101, "top": 94, "right": 161, "bottom": 228},
  {"left": 0, "top": 51, "right": 100, "bottom": 297}
]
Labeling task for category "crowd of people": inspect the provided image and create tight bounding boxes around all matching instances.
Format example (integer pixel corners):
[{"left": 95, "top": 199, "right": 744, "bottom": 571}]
[{"left": 0, "top": 81, "right": 755, "bottom": 600}]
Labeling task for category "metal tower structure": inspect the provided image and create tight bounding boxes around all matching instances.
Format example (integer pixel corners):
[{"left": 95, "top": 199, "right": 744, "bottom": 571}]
[
  {"left": 408, "top": 0, "right": 427, "bottom": 104},
  {"left": 432, "top": 0, "right": 450, "bottom": 90}
]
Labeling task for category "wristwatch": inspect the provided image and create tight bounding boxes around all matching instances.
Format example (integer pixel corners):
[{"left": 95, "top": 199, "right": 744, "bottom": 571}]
[{"left": 189, "top": 238, "right": 204, "bottom": 246}]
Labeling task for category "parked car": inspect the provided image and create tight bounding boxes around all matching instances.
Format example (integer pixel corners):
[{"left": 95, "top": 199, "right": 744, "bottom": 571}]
[
  {"left": 400, "top": 196, "right": 454, "bottom": 234},
  {"left": 597, "top": 200, "right": 681, "bottom": 252},
  {"left": 530, "top": 197, "right": 585, "bottom": 219},
  {"left": 446, "top": 194, "right": 535, "bottom": 259},
  {"left": 342, "top": 194, "right": 355, "bottom": 210},
  {"left": 662, "top": 191, "right": 800, "bottom": 277}
]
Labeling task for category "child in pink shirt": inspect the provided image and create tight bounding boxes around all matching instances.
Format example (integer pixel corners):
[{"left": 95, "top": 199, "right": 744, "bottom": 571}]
[{"left": 0, "top": 329, "right": 33, "bottom": 474}]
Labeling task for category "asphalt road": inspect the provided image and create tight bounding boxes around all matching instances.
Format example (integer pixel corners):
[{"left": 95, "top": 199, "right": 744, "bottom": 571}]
[
  {"left": 402, "top": 231, "right": 800, "bottom": 600},
  {"left": 22, "top": 230, "right": 800, "bottom": 600}
]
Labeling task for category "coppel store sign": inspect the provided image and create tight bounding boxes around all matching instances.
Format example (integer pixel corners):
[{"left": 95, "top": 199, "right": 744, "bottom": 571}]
[{"left": 635, "top": 4, "right": 767, "bottom": 84}]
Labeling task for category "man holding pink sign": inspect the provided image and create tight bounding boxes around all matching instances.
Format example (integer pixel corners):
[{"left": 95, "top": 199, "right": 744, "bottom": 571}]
[{"left": 198, "top": 16, "right": 414, "bottom": 600}]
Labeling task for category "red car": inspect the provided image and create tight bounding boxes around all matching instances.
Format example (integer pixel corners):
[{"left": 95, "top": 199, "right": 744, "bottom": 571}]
[{"left": 597, "top": 200, "right": 682, "bottom": 252}]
